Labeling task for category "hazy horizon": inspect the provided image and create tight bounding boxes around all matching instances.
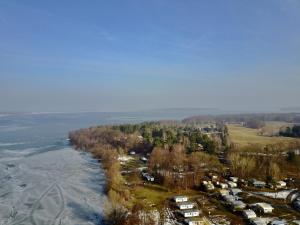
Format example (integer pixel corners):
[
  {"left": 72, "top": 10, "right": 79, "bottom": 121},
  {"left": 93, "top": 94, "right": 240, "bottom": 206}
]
[
  {"left": 2, "top": 106, "right": 300, "bottom": 116},
  {"left": 1, "top": 0, "right": 300, "bottom": 112}
]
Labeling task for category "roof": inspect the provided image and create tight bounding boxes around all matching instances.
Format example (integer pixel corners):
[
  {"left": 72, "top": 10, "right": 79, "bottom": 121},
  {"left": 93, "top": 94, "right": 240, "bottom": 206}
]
[
  {"left": 232, "top": 200, "right": 246, "bottom": 206},
  {"left": 253, "top": 180, "right": 266, "bottom": 185},
  {"left": 256, "top": 202, "right": 273, "bottom": 209},
  {"left": 270, "top": 220, "right": 286, "bottom": 225},
  {"left": 227, "top": 181, "right": 237, "bottom": 187},
  {"left": 227, "top": 181, "right": 236, "bottom": 184},
  {"left": 219, "top": 189, "right": 229, "bottom": 194},
  {"left": 177, "top": 201, "right": 195, "bottom": 206},
  {"left": 174, "top": 195, "right": 188, "bottom": 199},
  {"left": 250, "top": 218, "right": 267, "bottom": 225},
  {"left": 243, "top": 209, "right": 256, "bottom": 217},
  {"left": 230, "top": 188, "right": 242, "bottom": 195},
  {"left": 277, "top": 181, "right": 286, "bottom": 184},
  {"left": 185, "top": 217, "right": 213, "bottom": 225},
  {"left": 181, "top": 209, "right": 201, "bottom": 214},
  {"left": 224, "top": 195, "right": 236, "bottom": 202}
]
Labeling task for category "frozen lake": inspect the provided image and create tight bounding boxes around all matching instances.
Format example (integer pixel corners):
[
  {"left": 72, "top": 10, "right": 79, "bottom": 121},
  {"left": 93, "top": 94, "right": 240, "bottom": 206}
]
[
  {"left": 0, "top": 110, "right": 197, "bottom": 224},
  {"left": 0, "top": 113, "right": 113, "bottom": 225}
]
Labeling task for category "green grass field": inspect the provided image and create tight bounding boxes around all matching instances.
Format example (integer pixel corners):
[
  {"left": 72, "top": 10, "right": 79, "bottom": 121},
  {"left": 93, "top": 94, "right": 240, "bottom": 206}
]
[
  {"left": 132, "top": 184, "right": 173, "bottom": 207},
  {"left": 131, "top": 183, "right": 200, "bottom": 208},
  {"left": 227, "top": 122, "right": 299, "bottom": 147}
]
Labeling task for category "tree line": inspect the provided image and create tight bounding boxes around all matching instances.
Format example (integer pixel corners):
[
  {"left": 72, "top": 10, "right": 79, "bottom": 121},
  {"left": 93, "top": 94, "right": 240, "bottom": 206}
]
[
  {"left": 183, "top": 113, "right": 300, "bottom": 124},
  {"left": 280, "top": 125, "right": 300, "bottom": 138},
  {"left": 228, "top": 142, "right": 300, "bottom": 182}
]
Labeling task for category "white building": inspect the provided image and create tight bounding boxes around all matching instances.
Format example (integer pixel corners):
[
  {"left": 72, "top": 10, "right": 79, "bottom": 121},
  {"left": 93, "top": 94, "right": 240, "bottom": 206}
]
[
  {"left": 202, "top": 181, "right": 214, "bottom": 191},
  {"left": 219, "top": 189, "right": 229, "bottom": 196},
  {"left": 208, "top": 173, "right": 218, "bottom": 180},
  {"left": 249, "top": 218, "right": 268, "bottom": 225},
  {"left": 292, "top": 220, "right": 300, "bottom": 225},
  {"left": 276, "top": 181, "right": 286, "bottom": 188},
  {"left": 229, "top": 177, "right": 238, "bottom": 183},
  {"left": 230, "top": 200, "right": 246, "bottom": 211},
  {"left": 173, "top": 195, "right": 188, "bottom": 203},
  {"left": 140, "top": 157, "right": 148, "bottom": 162},
  {"left": 215, "top": 181, "right": 228, "bottom": 189},
  {"left": 230, "top": 188, "right": 242, "bottom": 195},
  {"left": 254, "top": 203, "right": 274, "bottom": 213},
  {"left": 249, "top": 179, "right": 266, "bottom": 188},
  {"left": 137, "top": 135, "right": 143, "bottom": 140},
  {"left": 242, "top": 209, "right": 256, "bottom": 219},
  {"left": 177, "top": 201, "right": 195, "bottom": 210},
  {"left": 197, "top": 143, "right": 204, "bottom": 151},
  {"left": 180, "top": 209, "right": 201, "bottom": 218},
  {"left": 219, "top": 183, "right": 229, "bottom": 189},
  {"left": 142, "top": 173, "right": 154, "bottom": 182},
  {"left": 227, "top": 181, "right": 237, "bottom": 188},
  {"left": 270, "top": 220, "right": 287, "bottom": 225},
  {"left": 223, "top": 194, "right": 236, "bottom": 204}
]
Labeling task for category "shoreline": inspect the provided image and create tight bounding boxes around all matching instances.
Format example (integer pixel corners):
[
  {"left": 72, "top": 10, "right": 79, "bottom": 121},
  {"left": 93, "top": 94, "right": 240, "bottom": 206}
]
[{"left": 69, "top": 120, "right": 300, "bottom": 225}]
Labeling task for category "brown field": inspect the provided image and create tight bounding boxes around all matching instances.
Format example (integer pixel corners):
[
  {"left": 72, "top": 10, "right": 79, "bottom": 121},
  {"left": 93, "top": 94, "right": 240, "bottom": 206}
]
[{"left": 227, "top": 122, "right": 299, "bottom": 147}]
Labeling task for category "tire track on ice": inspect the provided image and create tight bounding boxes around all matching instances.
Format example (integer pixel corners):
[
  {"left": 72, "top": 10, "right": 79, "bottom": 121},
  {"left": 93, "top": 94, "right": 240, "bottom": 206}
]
[
  {"left": 29, "top": 182, "right": 57, "bottom": 225},
  {"left": 51, "top": 184, "right": 65, "bottom": 225},
  {"left": 9, "top": 182, "right": 57, "bottom": 225}
]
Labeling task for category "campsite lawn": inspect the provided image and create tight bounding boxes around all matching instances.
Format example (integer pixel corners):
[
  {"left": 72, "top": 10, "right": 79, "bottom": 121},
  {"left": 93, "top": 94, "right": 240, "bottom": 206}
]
[{"left": 131, "top": 183, "right": 199, "bottom": 209}]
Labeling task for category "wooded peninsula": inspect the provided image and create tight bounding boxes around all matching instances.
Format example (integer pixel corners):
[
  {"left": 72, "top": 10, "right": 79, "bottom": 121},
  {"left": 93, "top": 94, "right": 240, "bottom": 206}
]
[{"left": 69, "top": 113, "right": 300, "bottom": 225}]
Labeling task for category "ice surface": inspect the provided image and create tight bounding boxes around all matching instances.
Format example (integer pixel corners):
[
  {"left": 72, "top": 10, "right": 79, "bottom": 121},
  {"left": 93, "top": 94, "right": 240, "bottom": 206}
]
[{"left": 0, "top": 148, "right": 106, "bottom": 225}]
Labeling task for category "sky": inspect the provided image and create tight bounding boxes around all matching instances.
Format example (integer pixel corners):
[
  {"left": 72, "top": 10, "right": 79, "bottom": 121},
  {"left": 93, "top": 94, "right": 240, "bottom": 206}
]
[{"left": 0, "top": 0, "right": 300, "bottom": 113}]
